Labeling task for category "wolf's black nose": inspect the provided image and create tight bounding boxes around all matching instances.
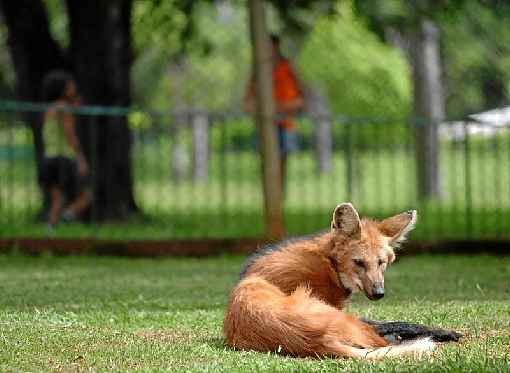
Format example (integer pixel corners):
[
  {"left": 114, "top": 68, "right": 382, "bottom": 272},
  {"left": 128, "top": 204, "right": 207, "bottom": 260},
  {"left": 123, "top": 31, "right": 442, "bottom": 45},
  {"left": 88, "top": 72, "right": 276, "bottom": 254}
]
[{"left": 372, "top": 285, "right": 385, "bottom": 299}]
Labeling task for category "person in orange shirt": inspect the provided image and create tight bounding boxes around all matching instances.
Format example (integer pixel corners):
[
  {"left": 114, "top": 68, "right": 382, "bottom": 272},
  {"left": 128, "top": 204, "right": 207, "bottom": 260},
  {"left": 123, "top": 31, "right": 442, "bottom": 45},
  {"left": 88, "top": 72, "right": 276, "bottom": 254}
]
[{"left": 244, "top": 34, "right": 305, "bottom": 191}]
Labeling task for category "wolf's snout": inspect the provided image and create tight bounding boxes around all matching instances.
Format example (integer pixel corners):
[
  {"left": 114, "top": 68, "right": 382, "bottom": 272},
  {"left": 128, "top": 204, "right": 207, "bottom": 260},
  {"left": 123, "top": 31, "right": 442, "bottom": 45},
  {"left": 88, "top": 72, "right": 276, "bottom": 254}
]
[{"left": 371, "top": 284, "right": 384, "bottom": 300}]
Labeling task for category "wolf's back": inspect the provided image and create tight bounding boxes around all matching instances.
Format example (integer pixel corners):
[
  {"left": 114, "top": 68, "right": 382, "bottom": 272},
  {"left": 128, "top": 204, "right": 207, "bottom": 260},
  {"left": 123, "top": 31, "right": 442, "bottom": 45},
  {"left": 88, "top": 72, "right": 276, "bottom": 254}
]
[{"left": 239, "top": 232, "right": 326, "bottom": 279}]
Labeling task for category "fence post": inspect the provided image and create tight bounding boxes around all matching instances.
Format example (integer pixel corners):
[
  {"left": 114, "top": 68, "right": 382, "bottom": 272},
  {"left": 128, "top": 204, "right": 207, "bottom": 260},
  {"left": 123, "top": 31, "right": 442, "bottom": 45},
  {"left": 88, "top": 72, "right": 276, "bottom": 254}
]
[
  {"left": 192, "top": 110, "right": 208, "bottom": 182},
  {"left": 171, "top": 120, "right": 188, "bottom": 182},
  {"left": 308, "top": 87, "right": 332, "bottom": 174},
  {"left": 248, "top": 0, "right": 284, "bottom": 240}
]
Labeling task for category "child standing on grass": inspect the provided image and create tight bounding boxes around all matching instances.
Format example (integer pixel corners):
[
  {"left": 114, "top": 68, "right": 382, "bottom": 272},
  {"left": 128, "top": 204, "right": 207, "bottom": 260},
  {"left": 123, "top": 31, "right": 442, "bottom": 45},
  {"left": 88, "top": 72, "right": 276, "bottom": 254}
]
[{"left": 39, "top": 70, "right": 91, "bottom": 229}]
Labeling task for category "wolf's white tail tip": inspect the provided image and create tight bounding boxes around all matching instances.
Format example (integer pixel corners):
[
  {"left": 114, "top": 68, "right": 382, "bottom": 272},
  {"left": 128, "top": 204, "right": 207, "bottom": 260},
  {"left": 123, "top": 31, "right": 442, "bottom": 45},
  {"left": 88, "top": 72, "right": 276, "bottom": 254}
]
[
  {"left": 360, "top": 338, "right": 436, "bottom": 360},
  {"left": 413, "top": 337, "right": 436, "bottom": 356}
]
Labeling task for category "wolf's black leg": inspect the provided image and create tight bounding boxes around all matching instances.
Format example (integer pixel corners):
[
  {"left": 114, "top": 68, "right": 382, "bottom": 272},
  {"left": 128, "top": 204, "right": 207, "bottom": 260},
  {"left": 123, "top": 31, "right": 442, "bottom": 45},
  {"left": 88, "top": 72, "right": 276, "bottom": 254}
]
[{"left": 362, "top": 319, "right": 462, "bottom": 343}]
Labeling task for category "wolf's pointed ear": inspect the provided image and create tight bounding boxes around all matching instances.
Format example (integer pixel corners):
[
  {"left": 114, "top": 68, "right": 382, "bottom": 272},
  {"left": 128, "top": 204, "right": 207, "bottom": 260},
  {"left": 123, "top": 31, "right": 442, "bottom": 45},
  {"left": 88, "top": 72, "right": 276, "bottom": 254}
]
[
  {"left": 331, "top": 203, "right": 361, "bottom": 239},
  {"left": 379, "top": 210, "right": 417, "bottom": 247}
]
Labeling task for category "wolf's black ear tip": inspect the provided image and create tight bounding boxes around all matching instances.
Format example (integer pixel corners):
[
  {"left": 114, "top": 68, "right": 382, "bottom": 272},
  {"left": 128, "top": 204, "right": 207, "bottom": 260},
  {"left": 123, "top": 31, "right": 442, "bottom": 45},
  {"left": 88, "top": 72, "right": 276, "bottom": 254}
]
[{"left": 452, "top": 330, "right": 463, "bottom": 341}]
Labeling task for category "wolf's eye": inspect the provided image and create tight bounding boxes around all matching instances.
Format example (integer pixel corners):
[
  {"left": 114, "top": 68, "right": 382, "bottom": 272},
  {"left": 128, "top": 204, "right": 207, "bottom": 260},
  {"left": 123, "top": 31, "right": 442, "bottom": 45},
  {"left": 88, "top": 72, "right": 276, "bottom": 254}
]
[
  {"left": 378, "top": 259, "right": 385, "bottom": 267},
  {"left": 353, "top": 259, "right": 365, "bottom": 269}
]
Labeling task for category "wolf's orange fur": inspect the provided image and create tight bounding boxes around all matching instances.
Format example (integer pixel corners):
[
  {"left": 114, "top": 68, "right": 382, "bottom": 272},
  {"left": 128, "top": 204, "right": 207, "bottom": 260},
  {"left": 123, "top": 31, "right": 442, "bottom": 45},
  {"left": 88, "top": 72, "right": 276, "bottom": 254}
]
[{"left": 224, "top": 203, "right": 434, "bottom": 359}]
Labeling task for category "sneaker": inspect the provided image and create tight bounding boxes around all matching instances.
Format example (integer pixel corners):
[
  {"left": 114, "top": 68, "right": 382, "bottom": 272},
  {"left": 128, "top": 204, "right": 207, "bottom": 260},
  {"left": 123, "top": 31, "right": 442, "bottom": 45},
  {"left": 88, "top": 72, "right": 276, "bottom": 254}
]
[{"left": 61, "top": 210, "right": 76, "bottom": 223}]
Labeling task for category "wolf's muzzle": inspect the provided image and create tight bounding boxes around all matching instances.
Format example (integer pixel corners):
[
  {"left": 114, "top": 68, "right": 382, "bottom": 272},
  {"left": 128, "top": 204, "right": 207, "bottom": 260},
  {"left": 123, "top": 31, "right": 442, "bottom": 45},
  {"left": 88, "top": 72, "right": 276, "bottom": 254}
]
[{"left": 371, "top": 284, "right": 385, "bottom": 300}]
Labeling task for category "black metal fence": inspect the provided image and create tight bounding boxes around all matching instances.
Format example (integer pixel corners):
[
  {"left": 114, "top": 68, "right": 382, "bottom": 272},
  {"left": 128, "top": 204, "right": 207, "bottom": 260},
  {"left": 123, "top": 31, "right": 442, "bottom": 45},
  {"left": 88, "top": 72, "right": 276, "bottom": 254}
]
[{"left": 1, "top": 100, "right": 509, "bottom": 241}]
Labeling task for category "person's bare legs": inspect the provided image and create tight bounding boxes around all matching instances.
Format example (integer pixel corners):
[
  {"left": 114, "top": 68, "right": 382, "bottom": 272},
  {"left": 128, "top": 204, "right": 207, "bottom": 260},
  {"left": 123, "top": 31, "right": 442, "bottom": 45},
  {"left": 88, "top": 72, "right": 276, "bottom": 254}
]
[
  {"left": 48, "top": 186, "right": 63, "bottom": 227},
  {"left": 64, "top": 189, "right": 91, "bottom": 218}
]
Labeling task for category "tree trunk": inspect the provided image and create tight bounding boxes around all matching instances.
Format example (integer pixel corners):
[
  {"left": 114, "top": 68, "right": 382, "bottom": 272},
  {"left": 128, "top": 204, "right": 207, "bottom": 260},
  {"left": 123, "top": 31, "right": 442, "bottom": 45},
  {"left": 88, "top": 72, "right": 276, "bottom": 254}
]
[
  {"left": 410, "top": 18, "right": 443, "bottom": 200},
  {"left": 0, "top": 0, "right": 68, "bottom": 217},
  {"left": 248, "top": 0, "right": 284, "bottom": 239},
  {"left": 66, "top": 0, "right": 138, "bottom": 220},
  {"left": 0, "top": 0, "right": 67, "bottom": 162}
]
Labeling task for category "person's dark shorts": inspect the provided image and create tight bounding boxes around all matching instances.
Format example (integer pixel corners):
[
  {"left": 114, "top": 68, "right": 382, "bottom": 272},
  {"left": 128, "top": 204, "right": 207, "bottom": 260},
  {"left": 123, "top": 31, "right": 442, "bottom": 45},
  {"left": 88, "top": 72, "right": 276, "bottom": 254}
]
[
  {"left": 38, "top": 156, "right": 88, "bottom": 199},
  {"left": 254, "top": 126, "right": 299, "bottom": 155},
  {"left": 277, "top": 126, "right": 299, "bottom": 155}
]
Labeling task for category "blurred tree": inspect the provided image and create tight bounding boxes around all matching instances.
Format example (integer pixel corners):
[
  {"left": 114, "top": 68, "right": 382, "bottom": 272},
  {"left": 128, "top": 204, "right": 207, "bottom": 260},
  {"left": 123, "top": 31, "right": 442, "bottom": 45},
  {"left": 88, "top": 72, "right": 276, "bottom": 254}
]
[
  {"left": 0, "top": 21, "right": 15, "bottom": 99},
  {"left": 351, "top": 0, "right": 461, "bottom": 200},
  {"left": 66, "top": 0, "right": 138, "bottom": 220},
  {"left": 5, "top": 0, "right": 508, "bottom": 216},
  {"left": 440, "top": 1, "right": 510, "bottom": 117},
  {"left": 273, "top": 1, "right": 410, "bottom": 175},
  {"left": 249, "top": 0, "right": 284, "bottom": 239},
  {"left": 299, "top": 3, "right": 411, "bottom": 118},
  {"left": 353, "top": 0, "right": 510, "bottom": 199},
  {"left": 0, "top": 0, "right": 138, "bottom": 220},
  {"left": 354, "top": 0, "right": 510, "bottom": 118},
  {"left": 0, "top": 0, "right": 67, "bottom": 164},
  {"left": 131, "top": 0, "right": 250, "bottom": 112}
]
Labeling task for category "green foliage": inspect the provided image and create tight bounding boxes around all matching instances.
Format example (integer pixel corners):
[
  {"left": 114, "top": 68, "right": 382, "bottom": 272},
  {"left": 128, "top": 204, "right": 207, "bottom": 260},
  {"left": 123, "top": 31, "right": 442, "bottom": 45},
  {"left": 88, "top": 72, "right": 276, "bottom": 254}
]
[
  {"left": 131, "top": 0, "right": 189, "bottom": 108},
  {"left": 132, "top": 0, "right": 188, "bottom": 57},
  {"left": 130, "top": 1, "right": 414, "bottom": 117},
  {"left": 0, "top": 23, "right": 15, "bottom": 98},
  {"left": 43, "top": 0, "right": 69, "bottom": 48},
  {"left": 176, "top": 4, "right": 250, "bottom": 111},
  {"left": 353, "top": 0, "right": 510, "bottom": 118},
  {"left": 209, "top": 117, "right": 255, "bottom": 152},
  {"left": 298, "top": 3, "right": 412, "bottom": 118},
  {"left": 131, "top": 2, "right": 250, "bottom": 111},
  {"left": 440, "top": 2, "right": 510, "bottom": 118},
  {"left": 353, "top": 0, "right": 469, "bottom": 32}
]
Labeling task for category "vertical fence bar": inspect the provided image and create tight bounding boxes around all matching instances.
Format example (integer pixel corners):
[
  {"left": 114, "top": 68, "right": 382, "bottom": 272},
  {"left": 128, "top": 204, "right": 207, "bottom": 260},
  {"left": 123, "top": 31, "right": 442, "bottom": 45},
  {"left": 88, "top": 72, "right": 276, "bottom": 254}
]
[
  {"left": 167, "top": 116, "right": 175, "bottom": 231},
  {"left": 240, "top": 115, "right": 249, "bottom": 236},
  {"left": 7, "top": 112, "right": 14, "bottom": 226},
  {"left": 25, "top": 121, "right": 32, "bottom": 222},
  {"left": 388, "top": 122, "right": 396, "bottom": 213},
  {"left": 374, "top": 121, "right": 383, "bottom": 214},
  {"left": 90, "top": 115, "right": 98, "bottom": 231},
  {"left": 463, "top": 121, "right": 472, "bottom": 239},
  {"left": 406, "top": 120, "right": 416, "bottom": 214},
  {"left": 434, "top": 119, "right": 444, "bottom": 238},
  {"left": 345, "top": 121, "right": 353, "bottom": 203},
  {"left": 493, "top": 127, "right": 502, "bottom": 237},
  {"left": 448, "top": 130, "right": 459, "bottom": 239},
  {"left": 479, "top": 124, "right": 488, "bottom": 237},
  {"left": 220, "top": 115, "right": 228, "bottom": 236}
]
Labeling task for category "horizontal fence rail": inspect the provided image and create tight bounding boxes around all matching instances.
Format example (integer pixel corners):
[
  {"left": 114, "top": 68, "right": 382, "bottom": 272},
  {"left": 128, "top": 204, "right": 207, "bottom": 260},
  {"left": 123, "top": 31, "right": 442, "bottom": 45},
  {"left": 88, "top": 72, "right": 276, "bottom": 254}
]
[{"left": 1, "top": 100, "right": 509, "bottom": 241}]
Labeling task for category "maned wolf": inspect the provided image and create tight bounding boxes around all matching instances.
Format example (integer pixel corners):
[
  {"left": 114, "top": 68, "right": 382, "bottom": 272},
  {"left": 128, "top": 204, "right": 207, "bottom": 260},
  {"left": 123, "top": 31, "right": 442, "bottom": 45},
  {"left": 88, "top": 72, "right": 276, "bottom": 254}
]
[{"left": 224, "top": 203, "right": 438, "bottom": 359}]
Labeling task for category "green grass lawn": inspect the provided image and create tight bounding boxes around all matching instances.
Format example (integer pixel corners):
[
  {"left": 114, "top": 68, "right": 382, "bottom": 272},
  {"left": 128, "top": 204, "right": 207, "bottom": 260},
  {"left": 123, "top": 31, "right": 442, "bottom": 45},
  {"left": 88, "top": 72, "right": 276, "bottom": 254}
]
[{"left": 1, "top": 253, "right": 509, "bottom": 372}]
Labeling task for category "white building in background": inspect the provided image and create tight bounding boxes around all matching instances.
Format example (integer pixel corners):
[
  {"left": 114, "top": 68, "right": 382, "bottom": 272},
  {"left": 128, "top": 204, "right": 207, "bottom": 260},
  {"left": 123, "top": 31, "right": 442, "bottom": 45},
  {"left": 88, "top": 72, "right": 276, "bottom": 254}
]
[{"left": 440, "top": 106, "right": 510, "bottom": 141}]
